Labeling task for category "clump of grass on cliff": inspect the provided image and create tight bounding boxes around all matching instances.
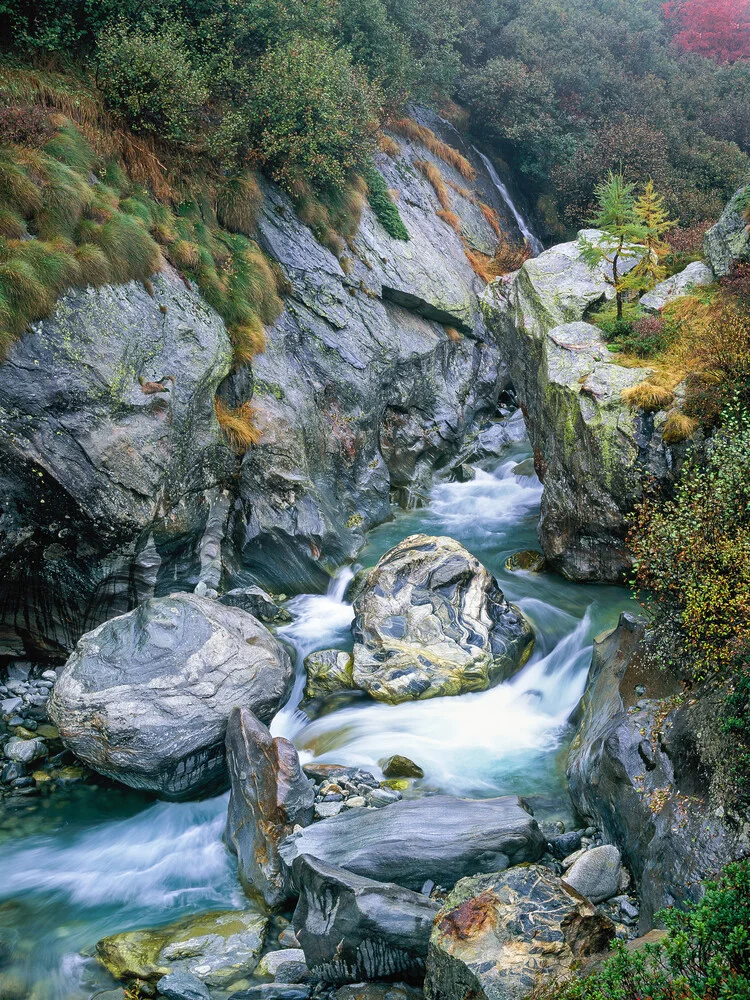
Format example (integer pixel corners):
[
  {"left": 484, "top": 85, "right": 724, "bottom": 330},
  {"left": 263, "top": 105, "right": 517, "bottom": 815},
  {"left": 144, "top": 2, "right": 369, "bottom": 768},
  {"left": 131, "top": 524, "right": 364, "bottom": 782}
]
[{"left": 362, "top": 165, "right": 409, "bottom": 240}]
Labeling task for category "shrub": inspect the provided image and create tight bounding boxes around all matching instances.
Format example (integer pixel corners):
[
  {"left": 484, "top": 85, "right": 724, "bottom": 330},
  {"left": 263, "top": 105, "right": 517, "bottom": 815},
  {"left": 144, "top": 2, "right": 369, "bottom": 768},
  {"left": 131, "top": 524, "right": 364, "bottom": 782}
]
[
  {"left": 95, "top": 22, "right": 209, "bottom": 145},
  {"left": 629, "top": 402, "right": 750, "bottom": 683},
  {"left": 618, "top": 315, "right": 674, "bottom": 358},
  {"left": 244, "top": 34, "right": 379, "bottom": 193},
  {"left": 0, "top": 105, "right": 56, "bottom": 147},
  {"left": 362, "top": 165, "right": 409, "bottom": 240},
  {"left": 533, "top": 859, "right": 750, "bottom": 1000}
]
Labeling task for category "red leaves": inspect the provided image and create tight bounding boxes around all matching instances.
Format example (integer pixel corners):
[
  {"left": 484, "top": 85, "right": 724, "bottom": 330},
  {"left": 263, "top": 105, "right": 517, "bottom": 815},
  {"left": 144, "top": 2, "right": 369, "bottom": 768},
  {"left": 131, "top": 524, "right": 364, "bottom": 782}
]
[{"left": 663, "top": 0, "right": 750, "bottom": 63}]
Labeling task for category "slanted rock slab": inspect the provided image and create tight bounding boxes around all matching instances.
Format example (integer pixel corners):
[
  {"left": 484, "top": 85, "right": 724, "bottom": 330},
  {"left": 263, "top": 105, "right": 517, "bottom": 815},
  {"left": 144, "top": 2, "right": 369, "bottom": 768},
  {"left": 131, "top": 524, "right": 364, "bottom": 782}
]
[
  {"left": 639, "top": 261, "right": 714, "bottom": 312},
  {"left": 225, "top": 707, "right": 315, "bottom": 907},
  {"left": 425, "top": 865, "right": 615, "bottom": 1000},
  {"left": 292, "top": 855, "right": 440, "bottom": 984},
  {"left": 351, "top": 534, "right": 534, "bottom": 703},
  {"left": 48, "top": 594, "right": 293, "bottom": 800},
  {"left": 279, "top": 795, "right": 545, "bottom": 892}
]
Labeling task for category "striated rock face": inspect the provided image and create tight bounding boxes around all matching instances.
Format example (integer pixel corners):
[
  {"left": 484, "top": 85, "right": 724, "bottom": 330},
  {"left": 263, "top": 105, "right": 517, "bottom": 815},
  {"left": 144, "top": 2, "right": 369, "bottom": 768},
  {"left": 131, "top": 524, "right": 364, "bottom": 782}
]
[
  {"left": 227, "top": 112, "right": 521, "bottom": 593},
  {"left": 225, "top": 707, "right": 315, "bottom": 907},
  {"left": 351, "top": 534, "right": 534, "bottom": 703},
  {"left": 48, "top": 594, "right": 293, "bottom": 800},
  {"left": 482, "top": 242, "right": 688, "bottom": 581},
  {"left": 567, "top": 613, "right": 750, "bottom": 931},
  {"left": 0, "top": 266, "right": 234, "bottom": 658},
  {"left": 96, "top": 909, "right": 268, "bottom": 987},
  {"left": 292, "top": 855, "right": 440, "bottom": 985},
  {"left": 703, "top": 184, "right": 750, "bottom": 277},
  {"left": 425, "top": 865, "right": 615, "bottom": 1000},
  {"left": 279, "top": 795, "right": 546, "bottom": 892}
]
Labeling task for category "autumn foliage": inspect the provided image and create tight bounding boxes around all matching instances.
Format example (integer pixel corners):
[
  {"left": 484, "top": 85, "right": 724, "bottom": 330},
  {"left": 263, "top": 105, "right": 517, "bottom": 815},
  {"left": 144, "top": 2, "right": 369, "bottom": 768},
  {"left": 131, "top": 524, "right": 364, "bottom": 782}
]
[{"left": 663, "top": 0, "right": 750, "bottom": 63}]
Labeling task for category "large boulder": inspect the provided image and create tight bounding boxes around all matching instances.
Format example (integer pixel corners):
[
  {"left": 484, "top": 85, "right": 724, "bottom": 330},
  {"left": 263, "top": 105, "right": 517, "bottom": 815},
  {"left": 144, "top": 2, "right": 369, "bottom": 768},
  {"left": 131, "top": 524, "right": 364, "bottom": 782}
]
[
  {"left": 304, "top": 649, "right": 355, "bottom": 700},
  {"left": 96, "top": 910, "right": 268, "bottom": 988},
  {"left": 351, "top": 535, "right": 534, "bottom": 703},
  {"left": 639, "top": 261, "right": 714, "bottom": 312},
  {"left": 425, "top": 866, "right": 615, "bottom": 1000},
  {"left": 225, "top": 707, "right": 315, "bottom": 907},
  {"left": 48, "top": 594, "right": 293, "bottom": 800},
  {"left": 567, "top": 613, "right": 750, "bottom": 930},
  {"left": 483, "top": 244, "right": 690, "bottom": 581},
  {"left": 279, "top": 795, "right": 546, "bottom": 892},
  {"left": 292, "top": 855, "right": 440, "bottom": 984},
  {"left": 0, "top": 266, "right": 234, "bottom": 659},
  {"left": 703, "top": 184, "right": 750, "bottom": 277}
]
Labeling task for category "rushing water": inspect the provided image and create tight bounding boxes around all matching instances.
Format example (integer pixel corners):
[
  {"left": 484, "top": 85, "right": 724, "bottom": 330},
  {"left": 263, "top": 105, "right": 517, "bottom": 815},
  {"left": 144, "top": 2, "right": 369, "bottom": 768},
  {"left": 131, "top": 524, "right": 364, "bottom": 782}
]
[
  {"left": 0, "top": 434, "right": 630, "bottom": 1000},
  {"left": 471, "top": 147, "right": 545, "bottom": 257}
]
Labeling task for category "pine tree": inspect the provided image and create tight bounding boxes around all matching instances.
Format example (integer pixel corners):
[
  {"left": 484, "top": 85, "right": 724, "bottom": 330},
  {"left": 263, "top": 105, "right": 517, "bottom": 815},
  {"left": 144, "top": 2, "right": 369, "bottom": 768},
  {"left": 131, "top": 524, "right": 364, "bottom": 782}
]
[
  {"left": 633, "top": 179, "right": 676, "bottom": 287},
  {"left": 579, "top": 171, "right": 647, "bottom": 319}
]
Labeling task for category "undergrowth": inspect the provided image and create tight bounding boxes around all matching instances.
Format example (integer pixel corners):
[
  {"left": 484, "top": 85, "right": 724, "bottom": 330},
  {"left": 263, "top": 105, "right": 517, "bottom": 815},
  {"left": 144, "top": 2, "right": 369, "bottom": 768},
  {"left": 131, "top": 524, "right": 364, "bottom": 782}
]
[{"left": 362, "top": 165, "right": 409, "bottom": 240}]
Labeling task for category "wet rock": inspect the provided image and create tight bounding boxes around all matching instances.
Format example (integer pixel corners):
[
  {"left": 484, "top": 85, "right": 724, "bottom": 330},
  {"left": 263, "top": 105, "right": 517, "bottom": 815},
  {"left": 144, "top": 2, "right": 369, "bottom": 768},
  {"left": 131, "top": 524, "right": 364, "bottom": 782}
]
[
  {"left": 351, "top": 535, "right": 534, "bottom": 703},
  {"left": 562, "top": 845, "right": 621, "bottom": 904},
  {"left": 381, "top": 756, "right": 424, "bottom": 779},
  {"left": 255, "top": 949, "right": 308, "bottom": 982},
  {"left": 367, "top": 787, "right": 402, "bottom": 808},
  {"left": 332, "top": 986, "right": 423, "bottom": 1000},
  {"left": 219, "top": 587, "right": 292, "bottom": 625},
  {"left": 639, "top": 261, "right": 714, "bottom": 311},
  {"left": 303, "top": 650, "right": 354, "bottom": 700},
  {"left": 156, "top": 971, "right": 211, "bottom": 1000},
  {"left": 568, "top": 613, "right": 749, "bottom": 930},
  {"left": 548, "top": 830, "right": 583, "bottom": 859},
  {"left": 483, "top": 236, "right": 688, "bottom": 582},
  {"left": 3, "top": 737, "right": 46, "bottom": 763},
  {"left": 315, "top": 801, "right": 345, "bottom": 819},
  {"left": 292, "top": 855, "right": 440, "bottom": 984},
  {"left": 49, "top": 594, "right": 293, "bottom": 800},
  {"left": 0, "top": 267, "right": 234, "bottom": 658},
  {"left": 280, "top": 795, "right": 546, "bottom": 892},
  {"left": 228, "top": 986, "right": 312, "bottom": 1000},
  {"left": 425, "top": 865, "right": 616, "bottom": 1000},
  {"left": 703, "top": 184, "right": 750, "bottom": 277},
  {"left": 225, "top": 707, "right": 315, "bottom": 908},
  {"left": 504, "top": 550, "right": 547, "bottom": 573},
  {"left": 0, "top": 698, "right": 22, "bottom": 717},
  {"left": 97, "top": 910, "right": 268, "bottom": 987}
]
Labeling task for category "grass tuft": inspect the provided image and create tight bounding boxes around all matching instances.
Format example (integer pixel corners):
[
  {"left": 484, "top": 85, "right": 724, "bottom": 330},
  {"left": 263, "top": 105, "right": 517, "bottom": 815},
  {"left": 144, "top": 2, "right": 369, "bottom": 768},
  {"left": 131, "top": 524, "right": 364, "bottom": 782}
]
[
  {"left": 377, "top": 134, "right": 401, "bottom": 157},
  {"left": 622, "top": 381, "right": 675, "bottom": 412},
  {"left": 392, "top": 118, "right": 476, "bottom": 180},
  {"left": 217, "top": 172, "right": 263, "bottom": 235},
  {"left": 662, "top": 410, "right": 700, "bottom": 444},
  {"left": 362, "top": 165, "right": 409, "bottom": 240},
  {"left": 415, "top": 159, "right": 451, "bottom": 211},
  {"left": 479, "top": 201, "right": 502, "bottom": 239},
  {"left": 215, "top": 399, "right": 262, "bottom": 452},
  {"left": 437, "top": 209, "right": 462, "bottom": 235}
]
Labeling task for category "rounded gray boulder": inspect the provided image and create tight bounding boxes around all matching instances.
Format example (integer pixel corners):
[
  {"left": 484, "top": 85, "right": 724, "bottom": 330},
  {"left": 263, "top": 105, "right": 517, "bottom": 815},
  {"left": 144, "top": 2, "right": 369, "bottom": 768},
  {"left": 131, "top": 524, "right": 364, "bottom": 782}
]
[{"left": 48, "top": 593, "right": 293, "bottom": 799}]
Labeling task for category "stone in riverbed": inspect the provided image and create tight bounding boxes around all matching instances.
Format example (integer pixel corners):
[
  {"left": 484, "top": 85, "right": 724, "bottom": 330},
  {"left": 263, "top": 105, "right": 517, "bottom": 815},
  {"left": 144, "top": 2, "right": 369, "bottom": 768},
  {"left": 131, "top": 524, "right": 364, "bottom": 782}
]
[
  {"left": 292, "top": 855, "right": 440, "bottom": 984},
  {"left": 48, "top": 594, "right": 293, "bottom": 800},
  {"left": 425, "top": 865, "right": 616, "bottom": 1000},
  {"left": 332, "top": 987, "right": 423, "bottom": 1000},
  {"left": 255, "top": 949, "right": 308, "bottom": 982},
  {"left": 3, "top": 737, "right": 46, "bottom": 763},
  {"left": 562, "top": 845, "right": 621, "bottom": 904},
  {"left": 351, "top": 534, "right": 534, "bottom": 704},
  {"left": 303, "top": 649, "right": 354, "bottom": 700},
  {"left": 220, "top": 586, "right": 292, "bottom": 624},
  {"left": 225, "top": 707, "right": 315, "bottom": 908},
  {"left": 279, "top": 795, "right": 545, "bottom": 893},
  {"left": 504, "top": 550, "right": 547, "bottom": 573},
  {"left": 381, "top": 755, "right": 424, "bottom": 779},
  {"left": 156, "top": 971, "right": 211, "bottom": 1000},
  {"left": 97, "top": 910, "right": 268, "bottom": 987}
]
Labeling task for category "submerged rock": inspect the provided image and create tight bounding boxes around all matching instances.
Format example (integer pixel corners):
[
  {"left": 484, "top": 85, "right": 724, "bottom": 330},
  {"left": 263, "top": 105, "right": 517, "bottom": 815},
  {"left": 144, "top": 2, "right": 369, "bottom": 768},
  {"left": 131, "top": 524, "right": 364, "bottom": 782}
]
[
  {"left": 351, "top": 534, "right": 534, "bottom": 703},
  {"left": 425, "top": 865, "right": 615, "bottom": 1000},
  {"left": 279, "top": 795, "right": 546, "bottom": 892},
  {"left": 504, "top": 550, "right": 547, "bottom": 573},
  {"left": 48, "top": 594, "right": 293, "bottom": 800},
  {"left": 703, "top": 184, "right": 750, "bottom": 277},
  {"left": 567, "top": 613, "right": 750, "bottom": 930},
  {"left": 225, "top": 707, "right": 315, "bottom": 907},
  {"left": 292, "top": 855, "right": 440, "bottom": 984},
  {"left": 96, "top": 909, "right": 268, "bottom": 987},
  {"left": 156, "top": 971, "right": 211, "bottom": 1000}
]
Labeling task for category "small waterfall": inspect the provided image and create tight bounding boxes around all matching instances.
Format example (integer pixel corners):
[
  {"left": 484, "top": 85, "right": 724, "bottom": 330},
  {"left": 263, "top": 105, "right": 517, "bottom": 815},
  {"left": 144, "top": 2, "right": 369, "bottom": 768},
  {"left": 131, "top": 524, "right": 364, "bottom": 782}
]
[{"left": 472, "top": 146, "right": 544, "bottom": 256}]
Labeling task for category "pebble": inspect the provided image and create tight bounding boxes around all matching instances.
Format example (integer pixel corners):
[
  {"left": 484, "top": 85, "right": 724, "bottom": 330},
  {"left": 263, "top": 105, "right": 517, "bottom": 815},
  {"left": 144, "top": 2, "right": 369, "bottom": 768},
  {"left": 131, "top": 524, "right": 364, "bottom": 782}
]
[
  {"left": 344, "top": 796, "right": 366, "bottom": 809},
  {"left": 278, "top": 927, "right": 300, "bottom": 948},
  {"left": 314, "top": 801, "right": 344, "bottom": 819},
  {"left": 0, "top": 698, "right": 22, "bottom": 717},
  {"left": 367, "top": 787, "right": 401, "bottom": 808},
  {"left": 255, "top": 949, "right": 307, "bottom": 980},
  {"left": 41, "top": 670, "right": 57, "bottom": 681},
  {"left": 4, "top": 737, "right": 47, "bottom": 763},
  {"left": 157, "top": 971, "right": 210, "bottom": 1000}
]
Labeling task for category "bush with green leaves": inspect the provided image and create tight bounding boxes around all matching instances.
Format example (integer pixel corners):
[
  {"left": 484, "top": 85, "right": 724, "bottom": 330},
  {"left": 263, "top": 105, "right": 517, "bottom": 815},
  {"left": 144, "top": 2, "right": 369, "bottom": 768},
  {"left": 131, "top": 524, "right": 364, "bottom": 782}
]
[
  {"left": 95, "top": 20, "right": 209, "bottom": 145},
  {"left": 534, "top": 859, "right": 750, "bottom": 1000},
  {"left": 362, "top": 165, "right": 409, "bottom": 240},
  {"left": 244, "top": 34, "right": 379, "bottom": 193}
]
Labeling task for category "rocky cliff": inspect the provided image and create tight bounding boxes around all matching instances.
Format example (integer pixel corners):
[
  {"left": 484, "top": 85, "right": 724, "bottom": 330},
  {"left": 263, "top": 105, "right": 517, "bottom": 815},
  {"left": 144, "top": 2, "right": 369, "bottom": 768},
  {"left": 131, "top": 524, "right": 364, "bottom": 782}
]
[{"left": 0, "top": 111, "right": 524, "bottom": 656}]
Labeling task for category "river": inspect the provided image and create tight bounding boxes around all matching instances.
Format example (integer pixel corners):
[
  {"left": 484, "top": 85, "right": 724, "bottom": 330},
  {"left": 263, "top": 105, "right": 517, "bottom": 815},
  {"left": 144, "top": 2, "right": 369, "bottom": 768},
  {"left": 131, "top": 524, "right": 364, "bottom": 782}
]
[{"left": 0, "top": 433, "right": 630, "bottom": 1000}]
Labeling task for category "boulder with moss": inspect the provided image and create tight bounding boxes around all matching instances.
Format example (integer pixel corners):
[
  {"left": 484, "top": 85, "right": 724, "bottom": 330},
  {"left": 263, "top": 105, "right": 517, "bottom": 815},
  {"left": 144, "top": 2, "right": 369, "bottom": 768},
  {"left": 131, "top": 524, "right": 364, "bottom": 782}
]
[
  {"left": 96, "top": 909, "right": 268, "bottom": 988},
  {"left": 482, "top": 238, "right": 687, "bottom": 582},
  {"left": 351, "top": 534, "right": 534, "bottom": 703},
  {"left": 703, "top": 184, "right": 750, "bottom": 277}
]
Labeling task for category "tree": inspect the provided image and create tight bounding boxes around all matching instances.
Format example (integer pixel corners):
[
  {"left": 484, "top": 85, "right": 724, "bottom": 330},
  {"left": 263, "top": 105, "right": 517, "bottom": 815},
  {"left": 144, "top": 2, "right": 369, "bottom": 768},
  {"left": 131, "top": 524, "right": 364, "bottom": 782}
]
[
  {"left": 632, "top": 179, "right": 676, "bottom": 286},
  {"left": 664, "top": 0, "right": 750, "bottom": 64},
  {"left": 578, "top": 172, "right": 647, "bottom": 319}
]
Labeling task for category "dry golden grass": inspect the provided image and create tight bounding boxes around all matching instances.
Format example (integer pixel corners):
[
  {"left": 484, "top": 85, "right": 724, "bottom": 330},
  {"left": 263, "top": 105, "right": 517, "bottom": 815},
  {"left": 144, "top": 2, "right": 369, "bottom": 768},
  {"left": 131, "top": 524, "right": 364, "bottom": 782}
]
[
  {"left": 217, "top": 172, "right": 262, "bottom": 235},
  {"left": 463, "top": 248, "right": 494, "bottom": 283},
  {"left": 622, "top": 382, "right": 675, "bottom": 412},
  {"left": 488, "top": 240, "right": 531, "bottom": 276},
  {"left": 437, "top": 209, "right": 462, "bottom": 235},
  {"left": 415, "top": 159, "right": 451, "bottom": 211},
  {"left": 214, "top": 399, "right": 261, "bottom": 452},
  {"left": 377, "top": 134, "right": 401, "bottom": 157},
  {"left": 447, "top": 180, "right": 473, "bottom": 201},
  {"left": 479, "top": 202, "right": 502, "bottom": 239},
  {"left": 445, "top": 326, "right": 461, "bottom": 342},
  {"left": 392, "top": 118, "right": 476, "bottom": 181},
  {"left": 230, "top": 318, "right": 267, "bottom": 365},
  {"left": 662, "top": 411, "right": 700, "bottom": 444}
]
